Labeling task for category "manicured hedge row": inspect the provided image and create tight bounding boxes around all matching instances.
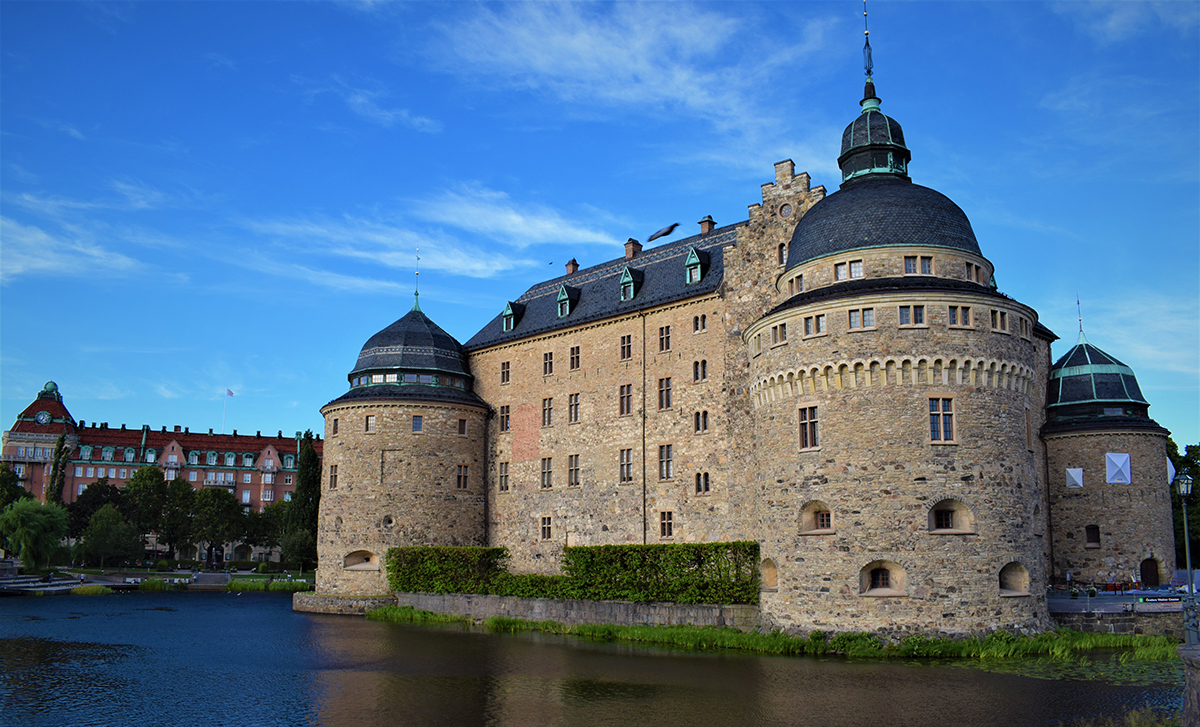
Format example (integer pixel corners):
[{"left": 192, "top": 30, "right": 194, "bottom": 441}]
[{"left": 385, "top": 542, "right": 759, "bottom": 605}]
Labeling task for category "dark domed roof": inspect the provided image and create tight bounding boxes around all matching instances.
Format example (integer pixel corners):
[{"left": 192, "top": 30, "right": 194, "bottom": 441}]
[
  {"left": 1048, "top": 330, "right": 1148, "bottom": 408},
  {"left": 841, "top": 105, "right": 906, "bottom": 157},
  {"left": 786, "top": 176, "right": 981, "bottom": 268},
  {"left": 351, "top": 300, "right": 470, "bottom": 377}
]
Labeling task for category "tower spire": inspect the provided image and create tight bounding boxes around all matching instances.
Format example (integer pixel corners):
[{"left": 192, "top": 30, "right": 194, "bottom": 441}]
[
  {"left": 862, "top": 0, "right": 878, "bottom": 104},
  {"left": 413, "top": 247, "right": 422, "bottom": 312}
]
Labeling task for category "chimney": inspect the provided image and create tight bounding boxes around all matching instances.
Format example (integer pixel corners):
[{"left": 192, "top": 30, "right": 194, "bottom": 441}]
[
  {"left": 278, "top": 430, "right": 283, "bottom": 437},
  {"left": 79, "top": 420, "right": 86, "bottom": 428},
  {"left": 565, "top": 258, "right": 579, "bottom": 275},
  {"left": 174, "top": 425, "right": 181, "bottom": 432},
  {"left": 232, "top": 429, "right": 238, "bottom": 436},
  {"left": 101, "top": 422, "right": 108, "bottom": 429},
  {"left": 209, "top": 428, "right": 214, "bottom": 435},
  {"left": 256, "top": 431, "right": 261, "bottom": 437},
  {"left": 184, "top": 427, "right": 189, "bottom": 434},
  {"left": 624, "top": 238, "right": 642, "bottom": 259},
  {"left": 121, "top": 424, "right": 126, "bottom": 431},
  {"left": 698, "top": 216, "right": 716, "bottom": 235}
]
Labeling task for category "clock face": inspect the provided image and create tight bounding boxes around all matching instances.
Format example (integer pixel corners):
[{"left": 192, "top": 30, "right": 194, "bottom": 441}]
[{"left": 35, "top": 411, "right": 51, "bottom": 425}]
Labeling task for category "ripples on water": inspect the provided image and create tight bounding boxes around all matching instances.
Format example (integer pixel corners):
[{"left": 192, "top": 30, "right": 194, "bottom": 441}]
[{"left": 0, "top": 592, "right": 1183, "bottom": 727}]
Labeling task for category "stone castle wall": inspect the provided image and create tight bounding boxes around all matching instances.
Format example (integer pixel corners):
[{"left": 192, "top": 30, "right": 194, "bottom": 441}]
[
  {"left": 1046, "top": 429, "right": 1174, "bottom": 585},
  {"left": 316, "top": 398, "right": 488, "bottom": 594}
]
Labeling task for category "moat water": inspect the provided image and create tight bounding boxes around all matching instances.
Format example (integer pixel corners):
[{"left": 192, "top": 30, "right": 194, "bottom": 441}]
[{"left": 0, "top": 592, "right": 1184, "bottom": 726}]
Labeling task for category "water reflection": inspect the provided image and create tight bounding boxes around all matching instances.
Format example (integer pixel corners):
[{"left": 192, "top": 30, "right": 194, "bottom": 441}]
[{"left": 0, "top": 593, "right": 1182, "bottom": 727}]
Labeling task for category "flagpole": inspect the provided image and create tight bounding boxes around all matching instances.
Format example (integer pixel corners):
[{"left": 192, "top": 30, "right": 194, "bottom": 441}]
[{"left": 221, "top": 394, "right": 227, "bottom": 434}]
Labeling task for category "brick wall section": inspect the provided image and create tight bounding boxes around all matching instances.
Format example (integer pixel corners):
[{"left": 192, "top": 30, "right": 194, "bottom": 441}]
[
  {"left": 293, "top": 592, "right": 397, "bottom": 615},
  {"left": 317, "top": 399, "right": 488, "bottom": 594},
  {"left": 1046, "top": 429, "right": 1174, "bottom": 585},
  {"left": 1051, "top": 610, "right": 1183, "bottom": 638},
  {"left": 394, "top": 591, "right": 763, "bottom": 631}
]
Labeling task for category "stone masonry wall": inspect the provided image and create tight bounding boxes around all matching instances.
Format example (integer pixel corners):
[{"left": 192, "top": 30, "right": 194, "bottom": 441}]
[
  {"left": 293, "top": 592, "right": 397, "bottom": 615},
  {"left": 1047, "top": 429, "right": 1174, "bottom": 585}
]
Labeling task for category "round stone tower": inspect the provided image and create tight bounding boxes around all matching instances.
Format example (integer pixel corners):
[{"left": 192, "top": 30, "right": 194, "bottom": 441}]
[
  {"left": 1044, "top": 330, "right": 1174, "bottom": 587},
  {"left": 317, "top": 297, "right": 489, "bottom": 595},
  {"left": 744, "top": 80, "right": 1053, "bottom": 635}
]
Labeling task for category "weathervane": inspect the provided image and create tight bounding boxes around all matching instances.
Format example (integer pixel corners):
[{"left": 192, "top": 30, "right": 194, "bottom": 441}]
[{"left": 863, "top": 0, "right": 873, "bottom": 78}]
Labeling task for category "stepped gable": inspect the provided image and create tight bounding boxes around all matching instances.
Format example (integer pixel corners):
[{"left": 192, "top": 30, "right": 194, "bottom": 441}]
[
  {"left": 464, "top": 224, "right": 737, "bottom": 351},
  {"left": 9, "top": 381, "right": 77, "bottom": 435},
  {"left": 1044, "top": 330, "right": 1166, "bottom": 435}
]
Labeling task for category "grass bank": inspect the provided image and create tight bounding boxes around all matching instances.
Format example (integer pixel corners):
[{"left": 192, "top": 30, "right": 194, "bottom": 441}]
[
  {"left": 365, "top": 606, "right": 1178, "bottom": 662},
  {"left": 71, "top": 585, "right": 113, "bottom": 595},
  {"left": 225, "top": 579, "right": 312, "bottom": 593}
]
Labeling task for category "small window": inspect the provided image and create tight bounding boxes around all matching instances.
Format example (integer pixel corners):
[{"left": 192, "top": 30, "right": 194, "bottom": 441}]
[
  {"left": 620, "top": 335, "right": 633, "bottom": 360},
  {"left": 412, "top": 415, "right": 423, "bottom": 433},
  {"left": 658, "top": 378, "right": 672, "bottom": 409},
  {"left": 225, "top": 453, "right": 235, "bottom": 466},
  {"left": 242, "top": 489, "right": 251, "bottom": 504},
  {"left": 1103, "top": 407, "right": 1124, "bottom": 416},
  {"left": 799, "top": 406, "right": 818, "bottom": 449},
  {"left": 329, "top": 464, "right": 338, "bottom": 489},
  {"left": 834, "top": 262, "right": 847, "bottom": 281},
  {"left": 125, "top": 449, "right": 135, "bottom": 462},
  {"left": 929, "top": 398, "right": 954, "bottom": 442},
  {"left": 543, "top": 352, "right": 553, "bottom": 376},
  {"left": 500, "top": 361, "right": 510, "bottom": 384},
  {"left": 815, "top": 510, "right": 832, "bottom": 529},
  {"left": 458, "top": 419, "right": 467, "bottom": 436},
  {"left": 542, "top": 398, "right": 554, "bottom": 427},
  {"left": 870, "top": 568, "right": 890, "bottom": 590},
  {"left": 498, "top": 462, "right": 509, "bottom": 492},
  {"left": 365, "top": 415, "right": 376, "bottom": 433},
  {"left": 568, "top": 454, "right": 580, "bottom": 486},
  {"left": 776, "top": 243, "right": 786, "bottom": 266},
  {"left": 898, "top": 305, "right": 925, "bottom": 327},
  {"left": 570, "top": 346, "right": 580, "bottom": 370},
  {"left": 456, "top": 465, "right": 469, "bottom": 489},
  {"left": 619, "top": 384, "right": 633, "bottom": 416},
  {"left": 619, "top": 448, "right": 633, "bottom": 483},
  {"left": 788, "top": 275, "right": 804, "bottom": 295},
  {"left": 771, "top": 323, "right": 787, "bottom": 344},
  {"left": 695, "top": 472, "right": 710, "bottom": 493},
  {"left": 693, "top": 360, "right": 707, "bottom": 381},
  {"left": 499, "top": 405, "right": 510, "bottom": 432},
  {"left": 849, "top": 260, "right": 863, "bottom": 278},
  {"left": 540, "top": 458, "right": 553, "bottom": 489},
  {"left": 568, "top": 393, "right": 580, "bottom": 423},
  {"left": 694, "top": 410, "right": 709, "bottom": 433},
  {"left": 1085, "top": 524, "right": 1101, "bottom": 547},
  {"left": 904, "top": 255, "right": 917, "bottom": 274},
  {"left": 659, "top": 326, "right": 671, "bottom": 351},
  {"left": 948, "top": 306, "right": 971, "bottom": 327},
  {"left": 502, "top": 313, "right": 514, "bottom": 331},
  {"left": 660, "top": 511, "right": 674, "bottom": 538},
  {"left": 934, "top": 509, "right": 954, "bottom": 529},
  {"left": 803, "top": 315, "right": 826, "bottom": 336},
  {"left": 541, "top": 516, "right": 552, "bottom": 540},
  {"left": 658, "top": 444, "right": 673, "bottom": 479},
  {"left": 693, "top": 314, "right": 707, "bottom": 332},
  {"left": 621, "top": 281, "right": 634, "bottom": 300},
  {"left": 920, "top": 256, "right": 932, "bottom": 274},
  {"left": 558, "top": 299, "right": 570, "bottom": 317},
  {"left": 207, "top": 452, "right": 217, "bottom": 465}
]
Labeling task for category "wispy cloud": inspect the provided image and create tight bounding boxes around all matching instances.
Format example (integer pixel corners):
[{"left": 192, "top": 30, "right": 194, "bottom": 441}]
[
  {"left": 34, "top": 119, "right": 86, "bottom": 141},
  {"left": 203, "top": 52, "right": 236, "bottom": 70},
  {"left": 1053, "top": 1, "right": 1199, "bottom": 44},
  {"left": 294, "top": 75, "right": 441, "bottom": 132},
  {"left": 0, "top": 216, "right": 142, "bottom": 282}
]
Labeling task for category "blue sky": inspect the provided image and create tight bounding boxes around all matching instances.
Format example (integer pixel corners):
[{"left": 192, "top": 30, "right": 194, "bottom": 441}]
[{"left": 2, "top": 1, "right": 1197, "bottom": 447}]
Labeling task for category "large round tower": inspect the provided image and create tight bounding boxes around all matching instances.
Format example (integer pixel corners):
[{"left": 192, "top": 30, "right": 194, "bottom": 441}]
[
  {"left": 745, "top": 80, "right": 1054, "bottom": 635},
  {"left": 1044, "top": 330, "right": 1174, "bottom": 587},
  {"left": 317, "top": 297, "right": 489, "bottom": 595}
]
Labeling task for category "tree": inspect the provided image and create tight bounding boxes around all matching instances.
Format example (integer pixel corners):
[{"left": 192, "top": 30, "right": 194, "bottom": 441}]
[
  {"left": 1169, "top": 438, "right": 1200, "bottom": 566},
  {"left": 80, "top": 504, "right": 142, "bottom": 569},
  {"left": 192, "top": 488, "right": 242, "bottom": 565},
  {"left": 281, "top": 528, "right": 316, "bottom": 572},
  {"left": 288, "top": 430, "right": 320, "bottom": 536},
  {"left": 122, "top": 467, "right": 167, "bottom": 535},
  {"left": 160, "top": 477, "right": 195, "bottom": 560},
  {"left": 0, "top": 498, "right": 69, "bottom": 570},
  {"left": 46, "top": 432, "right": 69, "bottom": 505},
  {"left": 260, "top": 501, "right": 288, "bottom": 560},
  {"left": 0, "top": 465, "right": 33, "bottom": 509},
  {"left": 68, "top": 479, "right": 122, "bottom": 539}
]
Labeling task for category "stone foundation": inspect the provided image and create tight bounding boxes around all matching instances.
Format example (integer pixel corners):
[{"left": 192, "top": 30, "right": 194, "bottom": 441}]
[
  {"left": 1051, "top": 610, "right": 1184, "bottom": 638},
  {"left": 394, "top": 591, "right": 763, "bottom": 631},
  {"left": 293, "top": 592, "right": 396, "bottom": 615},
  {"left": 1180, "top": 645, "right": 1200, "bottom": 727}
]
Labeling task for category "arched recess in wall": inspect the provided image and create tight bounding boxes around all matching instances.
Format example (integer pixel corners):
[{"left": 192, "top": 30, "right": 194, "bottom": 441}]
[
  {"left": 799, "top": 500, "right": 834, "bottom": 535},
  {"left": 998, "top": 562, "right": 1031, "bottom": 596},
  {"left": 760, "top": 559, "right": 778, "bottom": 591},
  {"left": 859, "top": 560, "right": 906, "bottom": 597},
  {"left": 343, "top": 550, "right": 380, "bottom": 571},
  {"left": 927, "top": 499, "right": 975, "bottom": 534}
]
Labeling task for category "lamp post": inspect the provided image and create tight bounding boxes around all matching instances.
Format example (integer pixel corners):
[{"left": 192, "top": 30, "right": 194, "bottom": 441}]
[{"left": 1177, "top": 473, "right": 1197, "bottom": 645}]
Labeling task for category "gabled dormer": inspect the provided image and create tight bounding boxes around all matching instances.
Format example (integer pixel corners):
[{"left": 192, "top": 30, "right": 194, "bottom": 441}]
[
  {"left": 556, "top": 284, "right": 579, "bottom": 318},
  {"left": 619, "top": 266, "right": 643, "bottom": 302},
  {"left": 502, "top": 301, "right": 524, "bottom": 332},
  {"left": 684, "top": 247, "right": 708, "bottom": 285}
]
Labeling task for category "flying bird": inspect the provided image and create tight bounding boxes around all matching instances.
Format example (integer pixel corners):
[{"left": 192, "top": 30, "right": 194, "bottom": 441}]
[{"left": 647, "top": 223, "right": 679, "bottom": 242}]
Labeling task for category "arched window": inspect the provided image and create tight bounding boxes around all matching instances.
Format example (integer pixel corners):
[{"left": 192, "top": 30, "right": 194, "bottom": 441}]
[
  {"left": 1085, "top": 525, "right": 1101, "bottom": 548},
  {"left": 800, "top": 501, "right": 833, "bottom": 534},
  {"left": 999, "top": 562, "right": 1030, "bottom": 595},
  {"left": 860, "top": 560, "right": 906, "bottom": 596},
  {"left": 777, "top": 243, "right": 786, "bottom": 266},
  {"left": 928, "top": 499, "right": 975, "bottom": 534},
  {"left": 761, "top": 558, "right": 778, "bottom": 590}
]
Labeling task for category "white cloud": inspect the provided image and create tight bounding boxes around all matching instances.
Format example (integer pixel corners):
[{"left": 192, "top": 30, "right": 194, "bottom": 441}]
[
  {"left": 1045, "top": 290, "right": 1199, "bottom": 376},
  {"left": 110, "top": 179, "right": 170, "bottom": 209},
  {"left": 35, "top": 119, "right": 86, "bottom": 141},
  {"left": 1054, "top": 1, "right": 1200, "bottom": 44},
  {"left": 0, "top": 216, "right": 141, "bottom": 283},
  {"left": 203, "top": 52, "right": 236, "bottom": 70},
  {"left": 294, "top": 75, "right": 441, "bottom": 132}
]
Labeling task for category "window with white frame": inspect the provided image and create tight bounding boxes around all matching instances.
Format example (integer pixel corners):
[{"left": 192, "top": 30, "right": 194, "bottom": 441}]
[{"left": 929, "top": 398, "right": 955, "bottom": 442}]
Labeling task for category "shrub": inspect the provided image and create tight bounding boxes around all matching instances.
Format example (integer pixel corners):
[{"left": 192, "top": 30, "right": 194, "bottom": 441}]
[
  {"left": 138, "top": 578, "right": 167, "bottom": 592},
  {"left": 72, "top": 585, "right": 113, "bottom": 595},
  {"left": 155, "top": 560, "right": 169, "bottom": 572},
  {"left": 386, "top": 547, "right": 509, "bottom": 594}
]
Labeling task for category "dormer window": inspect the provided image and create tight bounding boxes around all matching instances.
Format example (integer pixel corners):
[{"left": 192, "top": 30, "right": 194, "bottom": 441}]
[
  {"left": 243, "top": 454, "right": 253, "bottom": 467},
  {"left": 189, "top": 452, "right": 198, "bottom": 465},
  {"left": 102, "top": 447, "right": 114, "bottom": 461},
  {"left": 146, "top": 449, "right": 156, "bottom": 463},
  {"left": 284, "top": 455, "right": 294, "bottom": 468},
  {"left": 556, "top": 284, "right": 575, "bottom": 318},
  {"left": 619, "top": 266, "right": 641, "bottom": 301},
  {"left": 501, "top": 301, "right": 521, "bottom": 332},
  {"left": 80, "top": 446, "right": 92, "bottom": 460},
  {"left": 225, "top": 453, "right": 235, "bottom": 466},
  {"left": 207, "top": 452, "right": 217, "bottom": 465},
  {"left": 125, "top": 449, "right": 135, "bottom": 462},
  {"left": 684, "top": 247, "right": 703, "bottom": 285}
]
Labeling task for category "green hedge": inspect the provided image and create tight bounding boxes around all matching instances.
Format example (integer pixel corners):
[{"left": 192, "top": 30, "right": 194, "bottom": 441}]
[{"left": 385, "top": 542, "right": 759, "bottom": 605}]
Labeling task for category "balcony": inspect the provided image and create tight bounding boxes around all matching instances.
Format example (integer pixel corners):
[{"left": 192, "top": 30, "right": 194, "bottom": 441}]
[{"left": 260, "top": 463, "right": 279, "bottom": 473}]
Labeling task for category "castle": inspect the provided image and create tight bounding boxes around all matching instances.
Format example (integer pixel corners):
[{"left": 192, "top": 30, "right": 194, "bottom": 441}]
[{"left": 315, "top": 77, "right": 1175, "bottom": 635}]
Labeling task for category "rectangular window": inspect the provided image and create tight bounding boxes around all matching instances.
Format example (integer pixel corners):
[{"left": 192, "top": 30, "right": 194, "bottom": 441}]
[
  {"left": 498, "top": 462, "right": 509, "bottom": 492},
  {"left": 804, "top": 317, "right": 813, "bottom": 336},
  {"left": 500, "top": 361, "right": 510, "bottom": 384},
  {"left": 929, "top": 398, "right": 954, "bottom": 441},
  {"left": 1000, "top": 311, "right": 1007, "bottom": 330},
  {"left": 125, "top": 450, "right": 135, "bottom": 462},
  {"left": 568, "top": 454, "right": 580, "bottom": 486},
  {"left": 242, "top": 490, "right": 251, "bottom": 504},
  {"left": 542, "top": 398, "right": 554, "bottom": 427},
  {"left": 108, "top": 468, "right": 117, "bottom": 478},
  {"left": 412, "top": 415, "right": 423, "bottom": 433},
  {"left": 816, "top": 510, "right": 832, "bottom": 529},
  {"left": 848, "top": 309, "right": 860, "bottom": 328},
  {"left": 456, "top": 465, "right": 469, "bottom": 489},
  {"left": 849, "top": 260, "right": 863, "bottom": 278},
  {"left": 568, "top": 393, "right": 580, "bottom": 423},
  {"left": 920, "top": 256, "right": 933, "bottom": 274},
  {"left": 834, "top": 262, "right": 847, "bottom": 280},
  {"left": 458, "top": 419, "right": 467, "bottom": 436},
  {"left": 244, "top": 473, "right": 253, "bottom": 484},
  {"left": 659, "top": 326, "right": 671, "bottom": 351},
  {"left": 660, "top": 511, "right": 674, "bottom": 538},
  {"left": 619, "top": 448, "right": 633, "bottom": 483},
  {"left": 189, "top": 471, "right": 197, "bottom": 482},
  {"left": 86, "top": 467, "right": 95, "bottom": 477},
  {"left": 540, "top": 457, "right": 553, "bottom": 489},
  {"left": 771, "top": 323, "right": 787, "bottom": 344},
  {"left": 619, "top": 384, "right": 633, "bottom": 416},
  {"left": 499, "top": 405, "right": 510, "bottom": 432},
  {"left": 914, "top": 305, "right": 924, "bottom": 325},
  {"left": 694, "top": 410, "right": 709, "bottom": 433},
  {"left": 658, "top": 444, "right": 673, "bottom": 479},
  {"left": 695, "top": 472, "right": 710, "bottom": 493},
  {"left": 862, "top": 308, "right": 874, "bottom": 327},
  {"left": 693, "top": 360, "right": 707, "bottom": 381},
  {"left": 570, "top": 346, "right": 580, "bottom": 370},
  {"left": 815, "top": 314, "right": 826, "bottom": 333},
  {"left": 541, "top": 516, "right": 552, "bottom": 540},
  {"left": 658, "top": 378, "right": 672, "bottom": 409},
  {"left": 904, "top": 255, "right": 917, "bottom": 274},
  {"left": 543, "top": 352, "right": 553, "bottom": 376},
  {"left": 620, "top": 335, "right": 632, "bottom": 360},
  {"left": 934, "top": 509, "right": 954, "bottom": 530},
  {"left": 899, "top": 305, "right": 925, "bottom": 326},
  {"left": 262, "top": 489, "right": 274, "bottom": 502},
  {"left": 365, "top": 415, "right": 376, "bottom": 433},
  {"left": 75, "top": 466, "right": 83, "bottom": 477},
  {"left": 799, "top": 406, "right": 819, "bottom": 449},
  {"left": 119, "top": 468, "right": 127, "bottom": 479}
]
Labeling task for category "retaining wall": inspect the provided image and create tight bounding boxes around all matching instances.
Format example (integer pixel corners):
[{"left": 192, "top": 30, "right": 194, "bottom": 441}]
[
  {"left": 293, "top": 592, "right": 396, "bottom": 615},
  {"left": 1051, "top": 611, "right": 1184, "bottom": 638},
  {"left": 394, "top": 591, "right": 762, "bottom": 631}
]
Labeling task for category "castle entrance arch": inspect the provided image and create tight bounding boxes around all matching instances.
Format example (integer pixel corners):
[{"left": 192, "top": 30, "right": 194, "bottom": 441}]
[{"left": 1140, "top": 559, "right": 1160, "bottom": 587}]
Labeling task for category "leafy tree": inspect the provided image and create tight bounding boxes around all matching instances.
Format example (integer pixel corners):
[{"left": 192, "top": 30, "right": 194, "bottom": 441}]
[
  {"left": 160, "top": 477, "right": 195, "bottom": 559},
  {"left": 0, "top": 465, "right": 33, "bottom": 509},
  {"left": 80, "top": 504, "right": 143, "bottom": 569},
  {"left": 68, "top": 479, "right": 123, "bottom": 539},
  {"left": 46, "top": 433, "right": 69, "bottom": 505},
  {"left": 1170, "top": 439, "right": 1200, "bottom": 566},
  {"left": 193, "top": 488, "right": 243, "bottom": 564},
  {"left": 259, "top": 501, "right": 288, "bottom": 560},
  {"left": 288, "top": 431, "right": 320, "bottom": 536},
  {"left": 122, "top": 467, "right": 167, "bottom": 535},
  {"left": 0, "top": 498, "right": 69, "bottom": 570},
  {"left": 281, "top": 529, "right": 317, "bottom": 572}
]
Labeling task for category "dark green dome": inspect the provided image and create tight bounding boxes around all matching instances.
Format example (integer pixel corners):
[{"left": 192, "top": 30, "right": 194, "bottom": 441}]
[{"left": 1048, "top": 330, "right": 1148, "bottom": 408}]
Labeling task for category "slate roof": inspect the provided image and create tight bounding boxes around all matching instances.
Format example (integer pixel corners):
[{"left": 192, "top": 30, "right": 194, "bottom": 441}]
[
  {"left": 324, "top": 383, "right": 488, "bottom": 410},
  {"left": 352, "top": 304, "right": 472, "bottom": 378},
  {"left": 841, "top": 107, "right": 906, "bottom": 156},
  {"left": 786, "top": 176, "right": 981, "bottom": 269},
  {"left": 762, "top": 276, "right": 1057, "bottom": 341},
  {"left": 1048, "top": 331, "right": 1148, "bottom": 408},
  {"left": 464, "top": 225, "right": 739, "bottom": 351}
]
